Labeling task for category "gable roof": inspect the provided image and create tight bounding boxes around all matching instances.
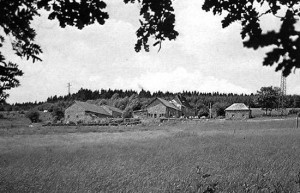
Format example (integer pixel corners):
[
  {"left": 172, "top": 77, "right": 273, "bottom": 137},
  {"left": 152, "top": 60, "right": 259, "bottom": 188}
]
[
  {"left": 74, "top": 101, "right": 112, "bottom": 116},
  {"left": 173, "top": 94, "right": 193, "bottom": 109},
  {"left": 147, "top": 97, "right": 181, "bottom": 111},
  {"left": 101, "top": 105, "right": 123, "bottom": 115},
  {"left": 225, "top": 103, "right": 250, "bottom": 111}
]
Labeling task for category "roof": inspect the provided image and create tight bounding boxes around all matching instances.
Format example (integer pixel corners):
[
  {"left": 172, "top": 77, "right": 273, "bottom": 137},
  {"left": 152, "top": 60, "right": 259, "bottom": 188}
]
[
  {"left": 148, "top": 97, "right": 181, "bottom": 111},
  {"left": 101, "top": 105, "right": 123, "bottom": 114},
  {"left": 174, "top": 95, "right": 193, "bottom": 109},
  {"left": 74, "top": 101, "right": 112, "bottom": 116},
  {"left": 225, "top": 103, "right": 250, "bottom": 111}
]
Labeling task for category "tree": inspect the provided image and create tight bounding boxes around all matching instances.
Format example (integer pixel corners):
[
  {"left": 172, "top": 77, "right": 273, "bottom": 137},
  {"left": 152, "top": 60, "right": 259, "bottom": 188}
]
[
  {"left": 25, "top": 109, "right": 40, "bottom": 123},
  {"left": 202, "top": 0, "right": 300, "bottom": 77},
  {"left": 0, "top": 0, "right": 109, "bottom": 102},
  {"left": 3, "top": 1, "right": 300, "bottom": 102},
  {"left": 51, "top": 105, "right": 64, "bottom": 122},
  {"left": 256, "top": 86, "right": 280, "bottom": 115},
  {"left": 0, "top": 0, "right": 178, "bottom": 102},
  {"left": 212, "top": 102, "right": 229, "bottom": 118}
]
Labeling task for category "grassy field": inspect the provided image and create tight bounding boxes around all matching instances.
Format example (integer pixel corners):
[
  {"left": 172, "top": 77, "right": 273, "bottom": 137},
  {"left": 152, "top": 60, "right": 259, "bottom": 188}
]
[{"left": 1, "top": 118, "right": 300, "bottom": 192}]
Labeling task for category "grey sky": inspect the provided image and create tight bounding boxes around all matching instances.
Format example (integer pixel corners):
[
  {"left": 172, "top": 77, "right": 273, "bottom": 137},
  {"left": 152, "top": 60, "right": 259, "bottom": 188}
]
[{"left": 5, "top": 0, "right": 300, "bottom": 103}]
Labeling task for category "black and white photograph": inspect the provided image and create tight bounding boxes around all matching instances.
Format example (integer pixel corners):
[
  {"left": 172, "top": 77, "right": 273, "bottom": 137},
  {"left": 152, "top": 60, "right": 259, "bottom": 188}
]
[{"left": 1, "top": 0, "right": 300, "bottom": 192}]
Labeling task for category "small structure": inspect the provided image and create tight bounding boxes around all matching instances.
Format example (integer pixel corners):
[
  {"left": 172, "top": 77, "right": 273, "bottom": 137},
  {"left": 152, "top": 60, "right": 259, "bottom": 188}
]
[
  {"left": 146, "top": 97, "right": 181, "bottom": 118},
  {"left": 225, "top": 103, "right": 251, "bottom": 120},
  {"left": 170, "top": 94, "right": 195, "bottom": 117},
  {"left": 101, "top": 105, "right": 123, "bottom": 118},
  {"left": 64, "top": 101, "right": 112, "bottom": 124}
]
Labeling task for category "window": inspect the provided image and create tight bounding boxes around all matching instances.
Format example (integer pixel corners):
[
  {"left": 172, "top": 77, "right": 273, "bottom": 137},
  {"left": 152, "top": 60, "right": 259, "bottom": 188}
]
[{"left": 154, "top": 114, "right": 157, "bottom": 118}]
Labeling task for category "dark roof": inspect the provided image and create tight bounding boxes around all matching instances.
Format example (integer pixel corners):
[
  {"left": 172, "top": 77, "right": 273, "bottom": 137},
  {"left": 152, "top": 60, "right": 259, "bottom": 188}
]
[
  {"left": 148, "top": 97, "right": 180, "bottom": 111},
  {"left": 225, "top": 103, "right": 250, "bottom": 111},
  {"left": 174, "top": 94, "right": 193, "bottom": 109},
  {"left": 101, "top": 105, "right": 123, "bottom": 114},
  {"left": 74, "top": 101, "right": 112, "bottom": 116}
]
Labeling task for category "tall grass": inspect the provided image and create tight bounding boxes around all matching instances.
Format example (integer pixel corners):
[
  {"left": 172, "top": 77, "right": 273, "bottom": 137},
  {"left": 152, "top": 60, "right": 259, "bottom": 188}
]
[{"left": 1, "top": 124, "right": 300, "bottom": 192}]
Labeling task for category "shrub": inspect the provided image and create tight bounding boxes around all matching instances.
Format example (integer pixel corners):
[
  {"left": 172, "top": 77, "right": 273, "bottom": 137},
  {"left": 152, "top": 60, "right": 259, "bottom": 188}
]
[
  {"left": 197, "top": 107, "right": 209, "bottom": 118},
  {"left": 289, "top": 108, "right": 300, "bottom": 115},
  {"left": 122, "top": 107, "right": 133, "bottom": 118},
  {"left": 212, "top": 102, "right": 230, "bottom": 118},
  {"left": 25, "top": 110, "right": 40, "bottom": 123},
  {"left": 51, "top": 106, "right": 64, "bottom": 121}
]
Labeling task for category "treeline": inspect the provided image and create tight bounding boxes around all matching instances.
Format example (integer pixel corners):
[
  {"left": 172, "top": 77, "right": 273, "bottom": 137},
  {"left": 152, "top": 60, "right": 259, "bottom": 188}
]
[{"left": 1, "top": 88, "right": 300, "bottom": 112}]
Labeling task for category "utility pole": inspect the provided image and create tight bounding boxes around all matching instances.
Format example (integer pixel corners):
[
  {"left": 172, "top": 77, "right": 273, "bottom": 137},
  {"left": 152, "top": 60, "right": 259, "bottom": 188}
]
[
  {"left": 209, "top": 102, "right": 212, "bottom": 119},
  {"left": 67, "top": 82, "right": 71, "bottom": 96},
  {"left": 280, "top": 72, "right": 286, "bottom": 115}
]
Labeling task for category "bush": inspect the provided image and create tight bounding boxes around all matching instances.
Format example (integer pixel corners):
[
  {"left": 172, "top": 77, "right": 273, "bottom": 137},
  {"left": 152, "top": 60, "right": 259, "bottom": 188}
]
[
  {"left": 289, "top": 108, "right": 300, "bottom": 115},
  {"left": 25, "top": 110, "right": 40, "bottom": 123},
  {"left": 197, "top": 107, "right": 209, "bottom": 118},
  {"left": 122, "top": 107, "right": 133, "bottom": 118},
  {"left": 212, "top": 102, "right": 230, "bottom": 118},
  {"left": 51, "top": 106, "right": 64, "bottom": 121}
]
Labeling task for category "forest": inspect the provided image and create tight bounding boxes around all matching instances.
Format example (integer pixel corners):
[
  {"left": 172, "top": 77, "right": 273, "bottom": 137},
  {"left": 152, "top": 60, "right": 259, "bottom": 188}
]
[{"left": 1, "top": 88, "right": 300, "bottom": 114}]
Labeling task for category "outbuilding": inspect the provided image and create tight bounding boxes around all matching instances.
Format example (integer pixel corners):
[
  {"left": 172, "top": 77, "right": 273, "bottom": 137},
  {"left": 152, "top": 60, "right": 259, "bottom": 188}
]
[{"left": 225, "top": 103, "right": 251, "bottom": 120}]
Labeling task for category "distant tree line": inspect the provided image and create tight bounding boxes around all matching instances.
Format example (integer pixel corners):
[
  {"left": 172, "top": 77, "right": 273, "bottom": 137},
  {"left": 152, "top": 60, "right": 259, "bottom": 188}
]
[{"left": 1, "top": 88, "right": 300, "bottom": 114}]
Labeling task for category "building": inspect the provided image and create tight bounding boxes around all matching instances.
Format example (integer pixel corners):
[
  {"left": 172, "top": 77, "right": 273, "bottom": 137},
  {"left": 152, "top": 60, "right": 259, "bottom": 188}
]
[
  {"left": 225, "top": 103, "right": 251, "bottom": 120},
  {"left": 101, "top": 105, "right": 123, "bottom": 118},
  {"left": 64, "top": 101, "right": 112, "bottom": 124},
  {"left": 146, "top": 97, "right": 181, "bottom": 118},
  {"left": 170, "top": 94, "right": 195, "bottom": 117}
]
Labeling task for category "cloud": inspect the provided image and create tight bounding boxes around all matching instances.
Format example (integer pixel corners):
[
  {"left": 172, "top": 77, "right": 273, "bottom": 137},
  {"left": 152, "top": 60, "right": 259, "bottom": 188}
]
[{"left": 111, "top": 67, "right": 251, "bottom": 94}]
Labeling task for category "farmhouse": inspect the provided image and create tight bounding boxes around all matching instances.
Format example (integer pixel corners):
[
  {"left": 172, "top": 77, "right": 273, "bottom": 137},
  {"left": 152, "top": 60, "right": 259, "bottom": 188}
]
[
  {"left": 64, "top": 101, "right": 112, "bottom": 124},
  {"left": 225, "top": 103, "right": 251, "bottom": 120},
  {"left": 170, "top": 94, "right": 195, "bottom": 117},
  {"left": 146, "top": 97, "right": 181, "bottom": 118}
]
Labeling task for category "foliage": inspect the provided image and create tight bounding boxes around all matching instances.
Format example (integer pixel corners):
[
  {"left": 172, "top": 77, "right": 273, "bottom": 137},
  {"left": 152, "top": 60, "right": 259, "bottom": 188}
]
[
  {"left": 124, "top": 0, "right": 178, "bottom": 52},
  {"left": 122, "top": 107, "right": 133, "bottom": 118},
  {"left": 2, "top": 1, "right": 300, "bottom": 103},
  {"left": 51, "top": 106, "right": 64, "bottom": 121},
  {"left": 288, "top": 108, "right": 300, "bottom": 115},
  {"left": 0, "top": 0, "right": 108, "bottom": 102},
  {"left": 5, "top": 87, "right": 300, "bottom": 112},
  {"left": 212, "top": 102, "right": 229, "bottom": 117},
  {"left": 197, "top": 105, "right": 209, "bottom": 118},
  {"left": 256, "top": 86, "right": 281, "bottom": 115},
  {"left": 25, "top": 109, "right": 40, "bottom": 123},
  {"left": 202, "top": 0, "right": 300, "bottom": 76}
]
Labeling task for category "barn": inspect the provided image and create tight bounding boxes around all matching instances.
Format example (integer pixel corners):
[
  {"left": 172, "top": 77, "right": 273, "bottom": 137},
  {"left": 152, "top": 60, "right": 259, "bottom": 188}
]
[
  {"left": 225, "top": 103, "right": 251, "bottom": 120},
  {"left": 170, "top": 94, "right": 195, "bottom": 117},
  {"left": 64, "top": 101, "right": 112, "bottom": 124},
  {"left": 146, "top": 97, "right": 181, "bottom": 118}
]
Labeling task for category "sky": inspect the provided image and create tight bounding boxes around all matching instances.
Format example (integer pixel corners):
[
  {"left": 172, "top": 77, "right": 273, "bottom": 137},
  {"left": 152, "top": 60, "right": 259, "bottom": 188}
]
[{"left": 4, "top": 0, "right": 300, "bottom": 103}]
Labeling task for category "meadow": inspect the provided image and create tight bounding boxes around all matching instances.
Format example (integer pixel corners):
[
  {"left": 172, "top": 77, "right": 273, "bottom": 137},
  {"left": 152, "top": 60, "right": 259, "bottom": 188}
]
[{"left": 1, "top": 117, "right": 300, "bottom": 192}]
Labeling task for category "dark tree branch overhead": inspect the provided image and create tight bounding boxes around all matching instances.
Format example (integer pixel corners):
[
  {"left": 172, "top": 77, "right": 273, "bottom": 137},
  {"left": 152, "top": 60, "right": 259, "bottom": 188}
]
[
  {"left": 202, "top": 0, "right": 300, "bottom": 76},
  {"left": 1, "top": 0, "right": 300, "bottom": 102}
]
